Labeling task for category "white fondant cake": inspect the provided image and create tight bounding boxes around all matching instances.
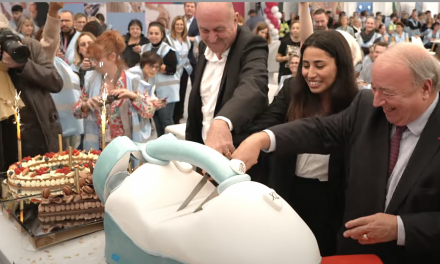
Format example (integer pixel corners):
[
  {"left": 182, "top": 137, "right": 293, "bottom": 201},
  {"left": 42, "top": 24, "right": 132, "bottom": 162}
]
[{"left": 104, "top": 162, "right": 322, "bottom": 264}]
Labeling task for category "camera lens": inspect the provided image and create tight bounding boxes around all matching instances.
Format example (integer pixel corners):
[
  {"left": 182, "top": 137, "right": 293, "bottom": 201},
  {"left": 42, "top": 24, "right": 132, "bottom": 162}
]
[{"left": 5, "top": 40, "right": 30, "bottom": 64}]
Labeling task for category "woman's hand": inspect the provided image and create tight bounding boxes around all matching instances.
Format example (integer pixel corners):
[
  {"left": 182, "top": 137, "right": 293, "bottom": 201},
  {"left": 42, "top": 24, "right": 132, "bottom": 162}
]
[
  {"left": 110, "top": 89, "right": 138, "bottom": 100},
  {"left": 81, "top": 58, "right": 92, "bottom": 70},
  {"left": 84, "top": 96, "right": 101, "bottom": 111},
  {"left": 133, "top": 44, "right": 142, "bottom": 54},
  {"left": 231, "top": 132, "right": 271, "bottom": 172}
]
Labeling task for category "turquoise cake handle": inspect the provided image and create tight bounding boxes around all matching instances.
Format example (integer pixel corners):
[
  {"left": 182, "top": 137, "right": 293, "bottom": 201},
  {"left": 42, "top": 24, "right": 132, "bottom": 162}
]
[
  {"left": 93, "top": 134, "right": 250, "bottom": 203},
  {"left": 143, "top": 134, "right": 250, "bottom": 193}
]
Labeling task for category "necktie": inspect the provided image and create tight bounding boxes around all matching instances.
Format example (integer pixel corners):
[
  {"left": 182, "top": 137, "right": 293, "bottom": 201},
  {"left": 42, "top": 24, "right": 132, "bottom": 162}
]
[{"left": 388, "top": 126, "right": 407, "bottom": 177}]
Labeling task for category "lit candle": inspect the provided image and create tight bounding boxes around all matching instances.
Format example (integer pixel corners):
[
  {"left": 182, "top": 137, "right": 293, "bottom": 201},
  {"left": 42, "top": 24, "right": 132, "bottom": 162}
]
[
  {"left": 19, "top": 199, "right": 24, "bottom": 223},
  {"left": 12, "top": 91, "right": 22, "bottom": 161},
  {"left": 101, "top": 75, "right": 108, "bottom": 150}
]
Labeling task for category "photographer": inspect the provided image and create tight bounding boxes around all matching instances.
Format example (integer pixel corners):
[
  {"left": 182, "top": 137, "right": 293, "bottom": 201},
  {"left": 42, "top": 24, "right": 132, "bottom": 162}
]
[{"left": 0, "top": 13, "right": 63, "bottom": 172}]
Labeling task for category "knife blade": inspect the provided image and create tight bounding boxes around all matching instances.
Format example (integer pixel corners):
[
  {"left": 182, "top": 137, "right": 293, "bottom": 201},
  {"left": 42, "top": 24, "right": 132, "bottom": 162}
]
[
  {"left": 193, "top": 188, "right": 218, "bottom": 213},
  {"left": 176, "top": 173, "right": 210, "bottom": 211}
]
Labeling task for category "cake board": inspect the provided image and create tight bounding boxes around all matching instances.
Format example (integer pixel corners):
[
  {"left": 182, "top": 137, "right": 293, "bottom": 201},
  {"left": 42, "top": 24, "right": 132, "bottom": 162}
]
[{"left": 2, "top": 197, "right": 104, "bottom": 249}]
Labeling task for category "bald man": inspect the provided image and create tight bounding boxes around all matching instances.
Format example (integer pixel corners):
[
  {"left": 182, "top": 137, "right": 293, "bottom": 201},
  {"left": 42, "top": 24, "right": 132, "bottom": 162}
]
[
  {"left": 186, "top": 2, "right": 269, "bottom": 157},
  {"left": 232, "top": 43, "right": 440, "bottom": 264}
]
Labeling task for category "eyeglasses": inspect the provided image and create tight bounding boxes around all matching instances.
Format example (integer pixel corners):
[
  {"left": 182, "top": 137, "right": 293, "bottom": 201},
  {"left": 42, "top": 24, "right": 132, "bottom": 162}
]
[{"left": 149, "top": 64, "right": 161, "bottom": 70}]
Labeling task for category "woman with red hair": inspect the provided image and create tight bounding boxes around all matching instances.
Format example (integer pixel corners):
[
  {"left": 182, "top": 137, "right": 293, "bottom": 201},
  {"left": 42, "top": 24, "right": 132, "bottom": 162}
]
[{"left": 73, "top": 30, "right": 166, "bottom": 150}]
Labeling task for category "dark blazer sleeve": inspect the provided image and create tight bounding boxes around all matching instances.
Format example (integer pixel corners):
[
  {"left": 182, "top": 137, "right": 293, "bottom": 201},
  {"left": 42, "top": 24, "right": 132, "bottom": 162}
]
[
  {"left": 216, "top": 34, "right": 269, "bottom": 134},
  {"left": 268, "top": 89, "right": 366, "bottom": 156},
  {"left": 15, "top": 38, "right": 63, "bottom": 93},
  {"left": 234, "top": 78, "right": 293, "bottom": 145}
]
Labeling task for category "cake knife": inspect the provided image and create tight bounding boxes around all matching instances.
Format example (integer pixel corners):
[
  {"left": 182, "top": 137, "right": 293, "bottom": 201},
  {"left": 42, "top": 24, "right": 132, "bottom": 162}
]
[
  {"left": 193, "top": 188, "right": 218, "bottom": 213},
  {"left": 176, "top": 173, "right": 210, "bottom": 211}
]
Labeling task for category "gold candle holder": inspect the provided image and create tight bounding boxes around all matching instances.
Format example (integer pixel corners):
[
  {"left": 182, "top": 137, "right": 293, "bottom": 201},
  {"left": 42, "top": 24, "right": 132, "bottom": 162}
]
[
  {"left": 74, "top": 168, "right": 81, "bottom": 194},
  {"left": 58, "top": 134, "right": 63, "bottom": 153},
  {"left": 128, "top": 162, "right": 133, "bottom": 173},
  {"left": 68, "top": 146, "right": 73, "bottom": 169},
  {"left": 17, "top": 140, "right": 22, "bottom": 162}
]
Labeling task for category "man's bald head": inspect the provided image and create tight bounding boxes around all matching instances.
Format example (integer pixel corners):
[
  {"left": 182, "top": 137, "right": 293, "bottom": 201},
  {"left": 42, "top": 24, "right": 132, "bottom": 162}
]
[
  {"left": 197, "top": 2, "right": 238, "bottom": 57},
  {"left": 376, "top": 42, "right": 440, "bottom": 91},
  {"left": 198, "top": 2, "right": 235, "bottom": 17}
]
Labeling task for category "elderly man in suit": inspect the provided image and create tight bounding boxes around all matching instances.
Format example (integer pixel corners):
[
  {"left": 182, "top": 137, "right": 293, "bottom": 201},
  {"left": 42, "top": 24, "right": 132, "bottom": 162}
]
[
  {"left": 186, "top": 2, "right": 269, "bottom": 157},
  {"left": 233, "top": 43, "right": 440, "bottom": 264}
]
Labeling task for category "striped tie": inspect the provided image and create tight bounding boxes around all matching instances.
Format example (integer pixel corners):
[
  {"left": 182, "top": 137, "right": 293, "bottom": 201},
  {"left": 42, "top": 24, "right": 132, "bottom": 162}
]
[{"left": 388, "top": 126, "right": 407, "bottom": 177}]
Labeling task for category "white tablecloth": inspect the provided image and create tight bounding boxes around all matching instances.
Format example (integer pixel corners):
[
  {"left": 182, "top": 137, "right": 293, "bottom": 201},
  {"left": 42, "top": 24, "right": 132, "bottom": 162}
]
[{"left": 0, "top": 209, "right": 106, "bottom": 264}]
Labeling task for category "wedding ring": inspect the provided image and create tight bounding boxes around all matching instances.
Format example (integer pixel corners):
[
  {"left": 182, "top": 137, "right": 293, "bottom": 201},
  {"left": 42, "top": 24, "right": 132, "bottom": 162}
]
[{"left": 362, "top": 234, "right": 368, "bottom": 240}]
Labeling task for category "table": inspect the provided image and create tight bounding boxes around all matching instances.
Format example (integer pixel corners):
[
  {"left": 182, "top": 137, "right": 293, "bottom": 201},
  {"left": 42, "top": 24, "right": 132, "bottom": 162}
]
[{"left": 0, "top": 209, "right": 106, "bottom": 264}]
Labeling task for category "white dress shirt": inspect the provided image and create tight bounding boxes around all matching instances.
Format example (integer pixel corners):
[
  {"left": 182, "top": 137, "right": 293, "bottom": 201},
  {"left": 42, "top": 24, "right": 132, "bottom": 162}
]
[
  {"left": 264, "top": 93, "right": 439, "bottom": 246},
  {"left": 295, "top": 154, "right": 330, "bottom": 182},
  {"left": 200, "top": 46, "right": 232, "bottom": 142},
  {"left": 186, "top": 16, "right": 194, "bottom": 31}
]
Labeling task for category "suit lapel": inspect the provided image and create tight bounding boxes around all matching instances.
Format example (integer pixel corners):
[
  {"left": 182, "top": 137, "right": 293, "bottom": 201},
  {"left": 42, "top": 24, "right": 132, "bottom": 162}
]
[
  {"left": 214, "top": 26, "right": 241, "bottom": 115},
  {"left": 386, "top": 100, "right": 440, "bottom": 213}
]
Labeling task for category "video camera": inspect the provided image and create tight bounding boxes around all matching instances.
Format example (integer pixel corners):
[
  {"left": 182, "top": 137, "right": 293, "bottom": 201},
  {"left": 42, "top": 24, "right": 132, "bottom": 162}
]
[{"left": 0, "top": 28, "right": 30, "bottom": 64}]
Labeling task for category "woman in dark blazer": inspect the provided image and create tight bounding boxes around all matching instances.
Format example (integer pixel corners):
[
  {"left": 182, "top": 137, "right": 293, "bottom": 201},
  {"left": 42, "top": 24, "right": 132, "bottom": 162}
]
[{"left": 236, "top": 30, "right": 359, "bottom": 257}]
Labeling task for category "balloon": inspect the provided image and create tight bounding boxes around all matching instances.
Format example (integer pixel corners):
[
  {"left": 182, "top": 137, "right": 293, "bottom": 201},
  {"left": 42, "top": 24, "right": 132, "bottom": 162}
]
[
  {"left": 271, "top": 17, "right": 279, "bottom": 26},
  {"left": 274, "top": 12, "right": 282, "bottom": 19},
  {"left": 264, "top": 7, "right": 271, "bottom": 14},
  {"left": 271, "top": 6, "right": 279, "bottom": 14},
  {"left": 267, "top": 13, "right": 274, "bottom": 20},
  {"left": 263, "top": 14, "right": 267, "bottom": 19},
  {"left": 266, "top": 2, "right": 277, "bottom": 9},
  {"left": 265, "top": 18, "right": 271, "bottom": 24},
  {"left": 268, "top": 24, "right": 274, "bottom": 31},
  {"left": 271, "top": 29, "right": 279, "bottom": 36},
  {"left": 275, "top": 24, "right": 281, "bottom": 30}
]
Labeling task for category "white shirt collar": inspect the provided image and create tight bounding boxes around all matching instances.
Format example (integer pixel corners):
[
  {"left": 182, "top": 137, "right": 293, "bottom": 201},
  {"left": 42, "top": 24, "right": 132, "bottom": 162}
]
[
  {"left": 186, "top": 16, "right": 194, "bottom": 23},
  {"left": 406, "top": 93, "right": 439, "bottom": 136},
  {"left": 204, "top": 46, "right": 230, "bottom": 62}
]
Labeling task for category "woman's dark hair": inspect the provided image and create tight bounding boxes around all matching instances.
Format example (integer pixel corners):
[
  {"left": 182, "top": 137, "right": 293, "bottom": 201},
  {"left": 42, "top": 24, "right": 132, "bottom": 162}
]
[
  {"left": 82, "top": 21, "right": 104, "bottom": 37},
  {"left": 148, "top": 21, "right": 166, "bottom": 41},
  {"left": 286, "top": 30, "right": 358, "bottom": 121},
  {"left": 433, "top": 22, "right": 440, "bottom": 29},
  {"left": 140, "top": 51, "right": 163, "bottom": 69},
  {"left": 128, "top": 19, "right": 143, "bottom": 32},
  {"left": 34, "top": 2, "right": 49, "bottom": 28}
]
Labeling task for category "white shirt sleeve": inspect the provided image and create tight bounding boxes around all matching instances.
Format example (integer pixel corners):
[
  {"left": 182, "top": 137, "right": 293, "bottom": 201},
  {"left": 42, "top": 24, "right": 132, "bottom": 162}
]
[
  {"left": 262, "top": 130, "right": 276, "bottom": 153},
  {"left": 397, "top": 215, "right": 406, "bottom": 246},
  {"left": 213, "top": 116, "right": 233, "bottom": 131}
]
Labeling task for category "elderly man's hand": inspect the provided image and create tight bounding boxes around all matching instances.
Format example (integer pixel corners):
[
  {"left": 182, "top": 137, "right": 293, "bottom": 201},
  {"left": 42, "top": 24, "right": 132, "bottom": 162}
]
[
  {"left": 2, "top": 51, "right": 25, "bottom": 69},
  {"left": 343, "top": 213, "right": 398, "bottom": 245},
  {"left": 205, "top": 119, "right": 234, "bottom": 159}
]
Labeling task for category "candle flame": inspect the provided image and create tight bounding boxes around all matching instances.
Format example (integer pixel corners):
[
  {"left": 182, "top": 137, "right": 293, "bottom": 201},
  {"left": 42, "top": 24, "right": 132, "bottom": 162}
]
[
  {"left": 19, "top": 199, "right": 24, "bottom": 222},
  {"left": 101, "top": 73, "right": 108, "bottom": 149},
  {"left": 11, "top": 91, "right": 21, "bottom": 141}
]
